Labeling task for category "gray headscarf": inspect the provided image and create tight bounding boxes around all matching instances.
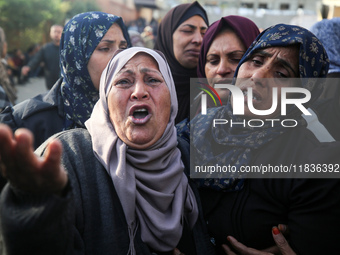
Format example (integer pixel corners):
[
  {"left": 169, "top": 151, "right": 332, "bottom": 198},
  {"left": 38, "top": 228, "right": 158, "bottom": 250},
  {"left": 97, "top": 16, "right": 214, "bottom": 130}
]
[{"left": 85, "top": 47, "right": 198, "bottom": 254}]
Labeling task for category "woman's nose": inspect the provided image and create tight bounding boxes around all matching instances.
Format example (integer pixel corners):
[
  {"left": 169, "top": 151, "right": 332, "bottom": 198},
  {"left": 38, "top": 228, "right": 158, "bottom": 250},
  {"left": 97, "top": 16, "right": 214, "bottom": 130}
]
[
  {"left": 216, "top": 60, "right": 233, "bottom": 76},
  {"left": 192, "top": 31, "right": 203, "bottom": 44},
  {"left": 131, "top": 81, "right": 149, "bottom": 100},
  {"left": 252, "top": 65, "right": 272, "bottom": 79},
  {"left": 250, "top": 65, "right": 273, "bottom": 87}
]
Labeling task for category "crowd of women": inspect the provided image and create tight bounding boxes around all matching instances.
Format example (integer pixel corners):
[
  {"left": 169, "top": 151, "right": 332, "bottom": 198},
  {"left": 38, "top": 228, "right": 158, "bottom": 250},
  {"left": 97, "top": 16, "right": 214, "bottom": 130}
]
[{"left": 0, "top": 1, "right": 339, "bottom": 254}]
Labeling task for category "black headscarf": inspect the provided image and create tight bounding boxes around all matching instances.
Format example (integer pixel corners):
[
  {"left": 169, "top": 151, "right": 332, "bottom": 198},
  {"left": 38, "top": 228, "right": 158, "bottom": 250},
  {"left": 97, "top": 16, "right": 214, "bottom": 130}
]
[{"left": 154, "top": 1, "right": 209, "bottom": 124}]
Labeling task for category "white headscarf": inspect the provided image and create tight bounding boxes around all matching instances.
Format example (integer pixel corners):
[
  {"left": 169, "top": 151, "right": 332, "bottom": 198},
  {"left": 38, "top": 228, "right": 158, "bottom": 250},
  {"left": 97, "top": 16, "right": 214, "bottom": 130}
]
[{"left": 85, "top": 47, "right": 198, "bottom": 254}]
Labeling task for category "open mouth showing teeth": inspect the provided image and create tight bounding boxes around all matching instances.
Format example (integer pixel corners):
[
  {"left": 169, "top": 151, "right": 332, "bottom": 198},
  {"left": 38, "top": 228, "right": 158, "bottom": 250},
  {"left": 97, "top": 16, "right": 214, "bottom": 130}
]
[{"left": 133, "top": 108, "right": 149, "bottom": 119}]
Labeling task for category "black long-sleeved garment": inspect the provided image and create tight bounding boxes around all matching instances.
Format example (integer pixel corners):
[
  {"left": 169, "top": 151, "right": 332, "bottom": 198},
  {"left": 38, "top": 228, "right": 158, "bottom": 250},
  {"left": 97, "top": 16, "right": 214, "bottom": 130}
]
[{"left": 198, "top": 127, "right": 340, "bottom": 255}]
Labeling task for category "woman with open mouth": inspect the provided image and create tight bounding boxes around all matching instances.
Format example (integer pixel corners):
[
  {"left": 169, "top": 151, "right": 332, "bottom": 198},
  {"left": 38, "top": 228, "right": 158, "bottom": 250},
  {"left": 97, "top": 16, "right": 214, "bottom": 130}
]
[{"left": 0, "top": 47, "right": 215, "bottom": 255}]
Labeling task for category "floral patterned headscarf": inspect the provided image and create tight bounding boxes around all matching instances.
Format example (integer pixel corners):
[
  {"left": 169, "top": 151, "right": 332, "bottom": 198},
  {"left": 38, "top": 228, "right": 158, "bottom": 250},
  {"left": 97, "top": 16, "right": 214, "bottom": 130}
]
[
  {"left": 60, "top": 11, "right": 131, "bottom": 129},
  {"left": 234, "top": 23, "right": 329, "bottom": 107},
  {"left": 192, "top": 24, "right": 329, "bottom": 190}
]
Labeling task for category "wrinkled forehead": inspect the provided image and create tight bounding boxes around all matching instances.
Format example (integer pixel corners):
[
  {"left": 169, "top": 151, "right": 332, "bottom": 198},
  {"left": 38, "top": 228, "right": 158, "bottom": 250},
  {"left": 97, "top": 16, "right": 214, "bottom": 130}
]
[
  {"left": 113, "top": 50, "right": 171, "bottom": 87},
  {"left": 105, "top": 49, "right": 173, "bottom": 93},
  {"left": 102, "top": 47, "right": 178, "bottom": 113},
  {"left": 118, "top": 52, "right": 160, "bottom": 72}
]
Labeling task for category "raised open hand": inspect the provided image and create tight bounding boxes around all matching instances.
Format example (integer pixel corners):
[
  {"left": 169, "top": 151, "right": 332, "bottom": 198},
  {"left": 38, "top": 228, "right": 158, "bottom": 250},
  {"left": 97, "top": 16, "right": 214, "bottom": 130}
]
[{"left": 0, "top": 124, "right": 68, "bottom": 195}]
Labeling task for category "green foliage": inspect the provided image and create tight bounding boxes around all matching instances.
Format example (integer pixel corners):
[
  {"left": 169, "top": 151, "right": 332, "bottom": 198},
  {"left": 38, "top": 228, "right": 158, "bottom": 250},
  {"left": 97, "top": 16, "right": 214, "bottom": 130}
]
[
  {"left": 0, "top": 0, "right": 100, "bottom": 52},
  {"left": 65, "top": 0, "right": 100, "bottom": 19}
]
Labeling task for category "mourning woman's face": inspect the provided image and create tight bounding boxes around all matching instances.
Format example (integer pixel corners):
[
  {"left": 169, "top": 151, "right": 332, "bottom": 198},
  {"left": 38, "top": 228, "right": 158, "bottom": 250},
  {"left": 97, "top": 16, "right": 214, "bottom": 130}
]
[
  {"left": 87, "top": 23, "right": 128, "bottom": 91},
  {"left": 205, "top": 29, "right": 246, "bottom": 104},
  {"left": 233, "top": 45, "right": 299, "bottom": 119},
  {"left": 107, "top": 53, "right": 171, "bottom": 149},
  {"left": 172, "top": 15, "right": 207, "bottom": 69}
]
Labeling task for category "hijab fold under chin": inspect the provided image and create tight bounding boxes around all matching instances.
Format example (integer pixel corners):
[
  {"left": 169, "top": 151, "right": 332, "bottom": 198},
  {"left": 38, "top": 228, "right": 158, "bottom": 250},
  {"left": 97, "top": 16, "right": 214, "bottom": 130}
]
[{"left": 85, "top": 47, "right": 198, "bottom": 254}]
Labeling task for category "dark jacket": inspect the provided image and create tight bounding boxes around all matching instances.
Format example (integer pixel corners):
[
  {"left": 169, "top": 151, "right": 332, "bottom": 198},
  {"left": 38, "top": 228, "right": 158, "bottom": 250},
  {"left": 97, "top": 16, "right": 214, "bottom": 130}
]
[
  {"left": 198, "top": 127, "right": 340, "bottom": 255},
  {"left": 27, "top": 42, "right": 60, "bottom": 89},
  {"left": 0, "top": 130, "right": 215, "bottom": 255},
  {"left": 0, "top": 78, "right": 64, "bottom": 149}
]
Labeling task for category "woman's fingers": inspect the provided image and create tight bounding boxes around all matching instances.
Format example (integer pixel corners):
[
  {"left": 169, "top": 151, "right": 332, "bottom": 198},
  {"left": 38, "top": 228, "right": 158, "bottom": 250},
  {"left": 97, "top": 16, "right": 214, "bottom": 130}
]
[
  {"left": 222, "top": 243, "right": 237, "bottom": 255},
  {"left": 226, "top": 236, "right": 272, "bottom": 255},
  {"left": 278, "top": 224, "right": 289, "bottom": 235},
  {"left": 222, "top": 226, "right": 295, "bottom": 255},
  {"left": 0, "top": 124, "right": 67, "bottom": 194},
  {"left": 14, "top": 128, "right": 36, "bottom": 166},
  {"left": 41, "top": 139, "right": 68, "bottom": 193},
  {"left": 0, "top": 124, "right": 17, "bottom": 178},
  {"left": 0, "top": 124, "right": 14, "bottom": 159},
  {"left": 272, "top": 227, "right": 296, "bottom": 255}
]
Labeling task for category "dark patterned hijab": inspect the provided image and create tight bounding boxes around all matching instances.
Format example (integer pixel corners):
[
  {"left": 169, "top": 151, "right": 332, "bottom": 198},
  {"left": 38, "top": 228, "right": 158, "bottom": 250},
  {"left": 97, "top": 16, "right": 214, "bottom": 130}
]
[
  {"left": 310, "top": 17, "right": 340, "bottom": 74},
  {"left": 192, "top": 24, "right": 329, "bottom": 190},
  {"left": 235, "top": 24, "right": 329, "bottom": 97},
  {"left": 197, "top": 15, "right": 260, "bottom": 78},
  {"left": 60, "top": 12, "right": 131, "bottom": 130},
  {"left": 154, "top": 1, "right": 208, "bottom": 124}
]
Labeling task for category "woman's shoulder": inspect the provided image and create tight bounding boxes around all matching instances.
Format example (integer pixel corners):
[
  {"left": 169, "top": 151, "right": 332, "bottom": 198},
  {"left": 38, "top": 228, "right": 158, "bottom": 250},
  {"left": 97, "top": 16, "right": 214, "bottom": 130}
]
[
  {"left": 0, "top": 80, "right": 63, "bottom": 130},
  {"left": 2, "top": 80, "right": 62, "bottom": 118},
  {"left": 53, "top": 128, "right": 92, "bottom": 151},
  {"left": 36, "top": 128, "right": 98, "bottom": 173},
  {"left": 0, "top": 86, "right": 12, "bottom": 110}
]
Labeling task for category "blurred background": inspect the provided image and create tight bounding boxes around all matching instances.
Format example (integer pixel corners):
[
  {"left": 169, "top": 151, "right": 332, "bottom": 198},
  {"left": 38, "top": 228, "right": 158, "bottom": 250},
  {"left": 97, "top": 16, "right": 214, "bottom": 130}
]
[{"left": 1, "top": 0, "right": 340, "bottom": 54}]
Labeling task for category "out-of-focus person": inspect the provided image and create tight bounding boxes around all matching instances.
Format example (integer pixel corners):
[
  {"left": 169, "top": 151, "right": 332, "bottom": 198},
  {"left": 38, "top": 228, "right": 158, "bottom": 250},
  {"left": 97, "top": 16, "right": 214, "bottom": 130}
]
[
  {"left": 0, "top": 12, "right": 131, "bottom": 149},
  {"left": 128, "top": 29, "right": 145, "bottom": 47},
  {"left": 0, "top": 27, "right": 16, "bottom": 110},
  {"left": 141, "top": 26, "right": 155, "bottom": 49},
  {"left": 308, "top": 17, "right": 340, "bottom": 140},
  {"left": 21, "top": 24, "right": 63, "bottom": 89}
]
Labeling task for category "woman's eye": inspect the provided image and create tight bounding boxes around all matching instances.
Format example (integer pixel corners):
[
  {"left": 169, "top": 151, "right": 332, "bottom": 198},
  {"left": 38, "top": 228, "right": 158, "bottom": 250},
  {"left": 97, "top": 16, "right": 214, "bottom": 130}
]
[
  {"left": 115, "top": 79, "right": 131, "bottom": 86},
  {"left": 148, "top": 78, "right": 162, "bottom": 84},
  {"left": 207, "top": 59, "right": 220, "bottom": 66},
  {"left": 119, "top": 44, "right": 127, "bottom": 50},
  {"left": 99, "top": 47, "right": 110, "bottom": 52},
  {"left": 276, "top": 72, "right": 288, "bottom": 78},
  {"left": 251, "top": 58, "right": 263, "bottom": 65},
  {"left": 228, "top": 52, "right": 244, "bottom": 64}
]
